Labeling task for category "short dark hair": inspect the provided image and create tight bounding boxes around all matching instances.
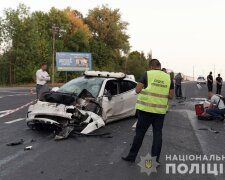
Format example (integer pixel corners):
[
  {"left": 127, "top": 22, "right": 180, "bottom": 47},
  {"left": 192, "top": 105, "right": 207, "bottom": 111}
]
[
  {"left": 218, "top": 74, "right": 220, "bottom": 76},
  {"left": 210, "top": 71, "right": 212, "bottom": 75},
  {"left": 41, "top": 62, "right": 47, "bottom": 67},
  {"left": 149, "top": 59, "right": 161, "bottom": 68}
]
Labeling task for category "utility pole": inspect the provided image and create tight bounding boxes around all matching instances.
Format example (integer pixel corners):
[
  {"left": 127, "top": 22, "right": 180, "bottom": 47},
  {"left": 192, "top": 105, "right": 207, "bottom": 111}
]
[
  {"left": 52, "top": 24, "right": 60, "bottom": 86},
  {"left": 148, "top": 49, "right": 152, "bottom": 61},
  {"left": 192, "top": 65, "right": 195, "bottom": 81}
]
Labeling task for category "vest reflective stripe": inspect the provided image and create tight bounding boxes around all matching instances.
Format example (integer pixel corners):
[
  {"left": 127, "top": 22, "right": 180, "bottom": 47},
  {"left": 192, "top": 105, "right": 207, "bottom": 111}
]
[
  {"left": 140, "top": 91, "right": 168, "bottom": 98},
  {"left": 136, "top": 70, "right": 171, "bottom": 114},
  {"left": 136, "top": 100, "right": 167, "bottom": 109}
]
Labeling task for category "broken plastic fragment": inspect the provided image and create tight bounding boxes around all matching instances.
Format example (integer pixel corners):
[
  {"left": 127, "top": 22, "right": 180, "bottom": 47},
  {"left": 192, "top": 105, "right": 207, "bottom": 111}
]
[
  {"left": 6, "top": 139, "right": 24, "bottom": 146},
  {"left": 24, "top": 146, "right": 32, "bottom": 150},
  {"left": 55, "top": 126, "right": 75, "bottom": 140},
  {"left": 198, "top": 127, "right": 219, "bottom": 134}
]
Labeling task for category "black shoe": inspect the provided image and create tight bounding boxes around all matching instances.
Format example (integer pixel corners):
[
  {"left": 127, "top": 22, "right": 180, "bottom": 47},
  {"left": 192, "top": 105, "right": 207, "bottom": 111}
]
[
  {"left": 214, "top": 116, "right": 224, "bottom": 121},
  {"left": 121, "top": 156, "right": 135, "bottom": 162}
]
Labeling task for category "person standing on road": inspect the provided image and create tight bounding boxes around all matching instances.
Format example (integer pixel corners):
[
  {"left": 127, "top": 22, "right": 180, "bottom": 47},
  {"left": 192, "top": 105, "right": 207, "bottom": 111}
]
[
  {"left": 122, "top": 59, "right": 174, "bottom": 163},
  {"left": 174, "top": 72, "right": 183, "bottom": 98},
  {"left": 207, "top": 72, "right": 213, "bottom": 92},
  {"left": 216, "top": 74, "right": 223, "bottom": 95},
  {"left": 36, "top": 63, "right": 50, "bottom": 99}
]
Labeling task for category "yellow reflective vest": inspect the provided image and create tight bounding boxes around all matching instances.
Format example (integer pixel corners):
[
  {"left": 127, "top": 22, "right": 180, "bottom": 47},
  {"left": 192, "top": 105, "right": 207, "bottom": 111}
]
[{"left": 136, "top": 70, "right": 171, "bottom": 114}]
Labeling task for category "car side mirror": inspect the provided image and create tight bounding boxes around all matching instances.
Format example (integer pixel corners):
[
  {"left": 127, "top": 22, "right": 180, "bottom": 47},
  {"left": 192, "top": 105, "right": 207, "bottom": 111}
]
[{"left": 104, "top": 91, "right": 112, "bottom": 101}]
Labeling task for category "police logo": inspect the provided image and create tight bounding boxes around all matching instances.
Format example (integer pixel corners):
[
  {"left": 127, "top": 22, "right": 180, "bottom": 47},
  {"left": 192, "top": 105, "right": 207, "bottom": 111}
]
[
  {"left": 138, "top": 153, "right": 159, "bottom": 176},
  {"left": 145, "top": 159, "right": 152, "bottom": 169}
]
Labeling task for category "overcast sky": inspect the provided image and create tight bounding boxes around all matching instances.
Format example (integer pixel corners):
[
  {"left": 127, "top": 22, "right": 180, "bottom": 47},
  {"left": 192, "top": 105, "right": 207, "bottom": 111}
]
[{"left": 1, "top": 0, "right": 225, "bottom": 78}]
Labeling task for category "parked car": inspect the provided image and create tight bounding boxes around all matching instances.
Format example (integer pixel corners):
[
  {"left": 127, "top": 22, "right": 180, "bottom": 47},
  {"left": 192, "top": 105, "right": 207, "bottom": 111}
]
[
  {"left": 197, "top": 76, "right": 207, "bottom": 84},
  {"left": 26, "top": 71, "right": 137, "bottom": 139}
]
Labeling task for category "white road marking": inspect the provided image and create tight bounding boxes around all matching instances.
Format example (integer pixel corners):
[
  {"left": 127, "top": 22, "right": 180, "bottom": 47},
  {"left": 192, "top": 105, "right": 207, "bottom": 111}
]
[
  {"left": 4, "top": 118, "right": 25, "bottom": 124},
  {"left": 0, "top": 101, "right": 34, "bottom": 118},
  {"left": 0, "top": 151, "right": 24, "bottom": 167},
  {"left": 0, "top": 93, "right": 34, "bottom": 98},
  {"left": 0, "top": 94, "right": 28, "bottom": 99},
  {"left": 0, "top": 110, "right": 12, "bottom": 114},
  {"left": 132, "top": 121, "right": 137, "bottom": 128},
  {"left": 0, "top": 91, "right": 29, "bottom": 94}
]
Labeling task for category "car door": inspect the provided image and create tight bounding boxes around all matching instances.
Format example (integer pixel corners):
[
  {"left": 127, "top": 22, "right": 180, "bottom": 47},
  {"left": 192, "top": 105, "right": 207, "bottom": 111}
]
[
  {"left": 101, "top": 79, "right": 125, "bottom": 122},
  {"left": 118, "top": 80, "right": 137, "bottom": 117}
]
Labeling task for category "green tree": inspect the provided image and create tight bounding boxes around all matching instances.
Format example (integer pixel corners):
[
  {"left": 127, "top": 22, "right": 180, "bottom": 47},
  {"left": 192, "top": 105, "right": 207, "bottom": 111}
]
[
  {"left": 86, "top": 5, "right": 130, "bottom": 71},
  {"left": 126, "top": 51, "right": 148, "bottom": 80},
  {"left": 0, "top": 4, "right": 93, "bottom": 84},
  {"left": 86, "top": 5, "right": 130, "bottom": 53}
]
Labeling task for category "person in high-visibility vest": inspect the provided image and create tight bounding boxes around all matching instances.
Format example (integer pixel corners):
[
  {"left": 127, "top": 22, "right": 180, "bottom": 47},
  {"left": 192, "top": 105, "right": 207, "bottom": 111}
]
[{"left": 122, "top": 59, "right": 174, "bottom": 163}]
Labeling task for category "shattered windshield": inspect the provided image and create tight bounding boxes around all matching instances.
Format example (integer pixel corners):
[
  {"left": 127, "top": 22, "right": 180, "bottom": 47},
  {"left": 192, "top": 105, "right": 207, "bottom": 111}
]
[{"left": 58, "top": 77, "right": 105, "bottom": 97}]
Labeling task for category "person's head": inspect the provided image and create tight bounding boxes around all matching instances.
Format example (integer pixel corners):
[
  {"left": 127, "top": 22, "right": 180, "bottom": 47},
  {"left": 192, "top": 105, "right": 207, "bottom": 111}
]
[
  {"left": 208, "top": 91, "right": 214, "bottom": 99},
  {"left": 218, "top": 74, "right": 221, "bottom": 77},
  {"left": 209, "top": 71, "right": 212, "bottom": 75},
  {"left": 162, "top": 68, "right": 167, "bottom": 73},
  {"left": 149, "top": 59, "right": 161, "bottom": 70},
  {"left": 41, "top": 63, "right": 47, "bottom": 71}
]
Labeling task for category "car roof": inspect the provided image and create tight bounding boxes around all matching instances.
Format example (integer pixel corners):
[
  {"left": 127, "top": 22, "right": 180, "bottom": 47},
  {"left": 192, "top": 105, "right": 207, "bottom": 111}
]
[{"left": 75, "top": 76, "right": 136, "bottom": 82}]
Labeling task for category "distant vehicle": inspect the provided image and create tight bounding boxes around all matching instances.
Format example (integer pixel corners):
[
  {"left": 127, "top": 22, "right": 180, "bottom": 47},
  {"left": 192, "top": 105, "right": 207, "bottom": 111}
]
[
  {"left": 26, "top": 71, "right": 137, "bottom": 139},
  {"left": 197, "top": 76, "right": 206, "bottom": 84}
]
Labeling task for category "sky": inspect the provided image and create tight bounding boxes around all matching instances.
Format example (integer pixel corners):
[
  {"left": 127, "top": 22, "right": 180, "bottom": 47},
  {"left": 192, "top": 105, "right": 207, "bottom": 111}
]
[{"left": 0, "top": 0, "right": 225, "bottom": 78}]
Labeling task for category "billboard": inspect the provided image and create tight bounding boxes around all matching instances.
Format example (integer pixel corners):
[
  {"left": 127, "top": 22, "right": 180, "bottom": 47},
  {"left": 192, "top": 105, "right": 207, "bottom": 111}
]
[{"left": 56, "top": 52, "right": 92, "bottom": 71}]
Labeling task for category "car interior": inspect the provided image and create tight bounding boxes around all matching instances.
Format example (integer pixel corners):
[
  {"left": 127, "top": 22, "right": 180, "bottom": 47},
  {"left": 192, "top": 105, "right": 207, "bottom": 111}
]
[{"left": 104, "top": 80, "right": 136, "bottom": 97}]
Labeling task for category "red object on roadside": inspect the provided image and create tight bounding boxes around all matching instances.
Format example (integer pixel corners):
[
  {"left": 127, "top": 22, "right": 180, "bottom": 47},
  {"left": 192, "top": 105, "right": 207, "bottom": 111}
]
[
  {"left": 29, "top": 88, "right": 33, "bottom": 96},
  {"left": 195, "top": 104, "right": 204, "bottom": 116}
]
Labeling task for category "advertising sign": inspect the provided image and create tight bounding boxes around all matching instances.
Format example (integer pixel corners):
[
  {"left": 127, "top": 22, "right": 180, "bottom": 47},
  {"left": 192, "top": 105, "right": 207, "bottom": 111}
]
[{"left": 56, "top": 52, "right": 92, "bottom": 71}]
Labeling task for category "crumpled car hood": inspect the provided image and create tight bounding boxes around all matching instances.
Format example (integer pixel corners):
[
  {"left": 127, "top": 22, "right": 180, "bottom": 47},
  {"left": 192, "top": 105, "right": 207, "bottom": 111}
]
[
  {"left": 27, "top": 101, "right": 74, "bottom": 119},
  {"left": 26, "top": 101, "right": 105, "bottom": 139}
]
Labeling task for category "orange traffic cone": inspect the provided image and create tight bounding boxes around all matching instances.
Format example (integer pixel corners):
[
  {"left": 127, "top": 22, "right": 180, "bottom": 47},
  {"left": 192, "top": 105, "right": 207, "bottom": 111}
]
[{"left": 29, "top": 88, "right": 33, "bottom": 96}]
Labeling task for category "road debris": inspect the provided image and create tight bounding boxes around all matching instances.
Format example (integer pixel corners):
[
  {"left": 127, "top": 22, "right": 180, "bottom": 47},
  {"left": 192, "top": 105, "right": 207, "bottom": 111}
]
[
  {"left": 30, "top": 139, "right": 36, "bottom": 143},
  {"left": 198, "top": 127, "right": 219, "bottom": 134},
  {"left": 24, "top": 146, "right": 33, "bottom": 150},
  {"left": 191, "top": 98, "right": 207, "bottom": 101},
  {"left": 6, "top": 139, "right": 24, "bottom": 146}
]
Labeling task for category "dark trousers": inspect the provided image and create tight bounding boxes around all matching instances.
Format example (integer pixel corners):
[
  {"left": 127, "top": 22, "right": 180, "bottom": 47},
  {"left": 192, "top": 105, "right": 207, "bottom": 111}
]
[
  {"left": 207, "top": 83, "right": 213, "bottom": 92},
  {"left": 36, "top": 84, "right": 43, "bottom": 99},
  {"left": 216, "top": 85, "right": 222, "bottom": 95},
  {"left": 206, "top": 108, "right": 225, "bottom": 118},
  {"left": 175, "top": 84, "right": 182, "bottom": 97},
  {"left": 128, "top": 110, "right": 165, "bottom": 162}
]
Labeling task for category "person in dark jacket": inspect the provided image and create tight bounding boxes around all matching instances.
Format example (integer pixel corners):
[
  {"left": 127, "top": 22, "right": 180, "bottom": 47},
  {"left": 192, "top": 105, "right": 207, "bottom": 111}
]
[
  {"left": 207, "top": 72, "right": 213, "bottom": 92},
  {"left": 174, "top": 73, "right": 183, "bottom": 98},
  {"left": 216, "top": 74, "right": 223, "bottom": 95}
]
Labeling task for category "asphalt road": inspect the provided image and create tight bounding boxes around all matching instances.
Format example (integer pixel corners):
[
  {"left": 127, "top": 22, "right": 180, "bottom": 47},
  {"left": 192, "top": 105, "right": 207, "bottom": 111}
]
[{"left": 0, "top": 83, "right": 225, "bottom": 180}]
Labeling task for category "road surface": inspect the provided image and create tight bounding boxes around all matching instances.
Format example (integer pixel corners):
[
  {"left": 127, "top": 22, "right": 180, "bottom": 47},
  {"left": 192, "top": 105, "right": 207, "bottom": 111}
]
[{"left": 0, "top": 83, "right": 224, "bottom": 180}]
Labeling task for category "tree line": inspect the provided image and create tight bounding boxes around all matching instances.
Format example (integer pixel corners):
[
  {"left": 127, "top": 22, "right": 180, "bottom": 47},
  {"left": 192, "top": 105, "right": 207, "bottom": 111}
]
[{"left": 0, "top": 3, "right": 150, "bottom": 85}]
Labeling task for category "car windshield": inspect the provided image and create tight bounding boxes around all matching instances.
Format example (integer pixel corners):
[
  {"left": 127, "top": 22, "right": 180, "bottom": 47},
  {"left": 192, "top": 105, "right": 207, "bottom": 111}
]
[{"left": 58, "top": 77, "right": 105, "bottom": 97}]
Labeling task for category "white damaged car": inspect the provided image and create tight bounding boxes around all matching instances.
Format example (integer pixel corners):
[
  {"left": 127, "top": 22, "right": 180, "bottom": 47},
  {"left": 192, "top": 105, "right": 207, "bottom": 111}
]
[{"left": 26, "top": 71, "right": 137, "bottom": 139}]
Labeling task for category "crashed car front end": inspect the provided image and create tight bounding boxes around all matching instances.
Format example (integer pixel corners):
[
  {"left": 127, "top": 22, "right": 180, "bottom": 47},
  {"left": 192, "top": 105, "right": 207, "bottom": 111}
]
[{"left": 26, "top": 91, "right": 105, "bottom": 140}]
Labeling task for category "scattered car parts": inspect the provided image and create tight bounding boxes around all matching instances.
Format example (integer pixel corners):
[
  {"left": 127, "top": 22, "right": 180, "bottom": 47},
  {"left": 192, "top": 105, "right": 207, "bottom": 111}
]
[
  {"left": 24, "top": 146, "right": 33, "bottom": 151},
  {"left": 6, "top": 139, "right": 24, "bottom": 146}
]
